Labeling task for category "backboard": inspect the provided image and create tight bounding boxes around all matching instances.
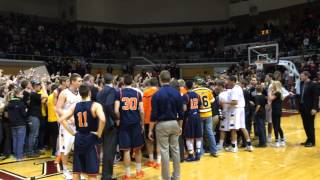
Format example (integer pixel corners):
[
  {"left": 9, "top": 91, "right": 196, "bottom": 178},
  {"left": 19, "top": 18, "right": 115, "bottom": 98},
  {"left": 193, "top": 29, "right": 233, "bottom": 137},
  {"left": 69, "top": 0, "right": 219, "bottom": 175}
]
[{"left": 248, "top": 43, "right": 279, "bottom": 66}]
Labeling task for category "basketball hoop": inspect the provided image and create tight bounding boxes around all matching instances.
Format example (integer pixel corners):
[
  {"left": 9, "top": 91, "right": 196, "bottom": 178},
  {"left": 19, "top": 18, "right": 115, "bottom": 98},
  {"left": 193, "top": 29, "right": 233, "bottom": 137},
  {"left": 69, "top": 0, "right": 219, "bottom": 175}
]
[
  {"left": 248, "top": 43, "right": 279, "bottom": 65},
  {"left": 255, "top": 61, "right": 264, "bottom": 71}
]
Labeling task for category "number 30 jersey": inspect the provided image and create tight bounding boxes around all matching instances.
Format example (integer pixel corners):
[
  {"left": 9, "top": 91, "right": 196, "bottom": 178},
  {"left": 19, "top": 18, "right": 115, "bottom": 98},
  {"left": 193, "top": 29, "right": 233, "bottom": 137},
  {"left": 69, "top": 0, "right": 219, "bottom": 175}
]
[
  {"left": 74, "top": 101, "right": 98, "bottom": 134},
  {"left": 193, "top": 87, "right": 215, "bottom": 118},
  {"left": 116, "top": 88, "right": 142, "bottom": 126}
]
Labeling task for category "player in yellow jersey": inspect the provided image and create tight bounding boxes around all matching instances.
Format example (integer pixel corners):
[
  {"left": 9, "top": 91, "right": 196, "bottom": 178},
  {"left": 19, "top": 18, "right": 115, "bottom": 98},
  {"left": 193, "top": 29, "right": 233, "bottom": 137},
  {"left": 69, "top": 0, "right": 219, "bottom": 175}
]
[{"left": 193, "top": 77, "right": 218, "bottom": 157}]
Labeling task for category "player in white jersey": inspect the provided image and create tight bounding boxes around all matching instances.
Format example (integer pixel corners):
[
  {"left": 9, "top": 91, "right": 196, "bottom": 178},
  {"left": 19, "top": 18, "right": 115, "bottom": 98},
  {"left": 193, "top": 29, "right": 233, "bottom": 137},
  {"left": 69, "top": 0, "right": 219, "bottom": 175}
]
[
  {"left": 56, "top": 73, "right": 82, "bottom": 179},
  {"left": 217, "top": 88, "right": 231, "bottom": 151},
  {"left": 223, "top": 76, "right": 253, "bottom": 153}
]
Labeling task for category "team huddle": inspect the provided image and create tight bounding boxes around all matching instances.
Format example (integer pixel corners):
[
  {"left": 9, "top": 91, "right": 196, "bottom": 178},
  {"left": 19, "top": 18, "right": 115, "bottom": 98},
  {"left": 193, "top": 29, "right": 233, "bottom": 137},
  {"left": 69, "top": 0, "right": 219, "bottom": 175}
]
[{"left": 3, "top": 68, "right": 318, "bottom": 180}]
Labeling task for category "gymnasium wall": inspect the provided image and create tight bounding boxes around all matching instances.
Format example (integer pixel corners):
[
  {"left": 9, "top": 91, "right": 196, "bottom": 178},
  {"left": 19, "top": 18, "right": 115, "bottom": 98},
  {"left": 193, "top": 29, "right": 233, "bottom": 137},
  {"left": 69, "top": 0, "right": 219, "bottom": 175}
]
[
  {"left": 77, "top": 0, "right": 309, "bottom": 25},
  {"left": 0, "top": 0, "right": 61, "bottom": 18},
  {"left": 229, "top": 0, "right": 307, "bottom": 17},
  {"left": 76, "top": 0, "right": 229, "bottom": 24}
]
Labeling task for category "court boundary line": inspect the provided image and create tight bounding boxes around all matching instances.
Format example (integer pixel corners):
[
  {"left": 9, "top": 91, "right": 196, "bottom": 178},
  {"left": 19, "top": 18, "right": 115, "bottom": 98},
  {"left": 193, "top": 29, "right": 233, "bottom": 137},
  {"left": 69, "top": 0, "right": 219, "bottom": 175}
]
[{"left": 0, "top": 156, "right": 51, "bottom": 165}]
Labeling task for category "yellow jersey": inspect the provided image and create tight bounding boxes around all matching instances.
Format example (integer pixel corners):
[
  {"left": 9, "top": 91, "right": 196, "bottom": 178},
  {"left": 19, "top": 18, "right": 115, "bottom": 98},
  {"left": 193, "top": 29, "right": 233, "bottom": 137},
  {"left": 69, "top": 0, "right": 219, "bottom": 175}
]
[
  {"left": 47, "top": 93, "right": 57, "bottom": 122},
  {"left": 38, "top": 90, "right": 47, "bottom": 117},
  {"left": 194, "top": 87, "right": 215, "bottom": 118}
]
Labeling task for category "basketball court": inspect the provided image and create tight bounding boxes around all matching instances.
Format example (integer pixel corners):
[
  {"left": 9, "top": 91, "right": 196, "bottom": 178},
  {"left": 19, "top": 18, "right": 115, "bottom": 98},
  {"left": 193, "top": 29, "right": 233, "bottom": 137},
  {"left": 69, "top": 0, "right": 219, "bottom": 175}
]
[{"left": 1, "top": 114, "right": 319, "bottom": 180}]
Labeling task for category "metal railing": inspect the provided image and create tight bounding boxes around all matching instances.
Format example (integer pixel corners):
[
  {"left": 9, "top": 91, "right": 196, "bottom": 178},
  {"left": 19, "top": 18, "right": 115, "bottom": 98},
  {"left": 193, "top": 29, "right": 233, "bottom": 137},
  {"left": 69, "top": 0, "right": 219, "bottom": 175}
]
[{"left": 1, "top": 47, "right": 319, "bottom": 66}]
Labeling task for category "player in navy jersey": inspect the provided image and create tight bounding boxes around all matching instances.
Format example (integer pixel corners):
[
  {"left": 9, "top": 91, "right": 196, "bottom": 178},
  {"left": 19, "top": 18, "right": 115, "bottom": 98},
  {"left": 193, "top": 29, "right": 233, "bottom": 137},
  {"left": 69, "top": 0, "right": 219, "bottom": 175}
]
[
  {"left": 114, "top": 74, "right": 145, "bottom": 180},
  {"left": 59, "top": 84, "right": 106, "bottom": 180},
  {"left": 183, "top": 80, "right": 203, "bottom": 162}
]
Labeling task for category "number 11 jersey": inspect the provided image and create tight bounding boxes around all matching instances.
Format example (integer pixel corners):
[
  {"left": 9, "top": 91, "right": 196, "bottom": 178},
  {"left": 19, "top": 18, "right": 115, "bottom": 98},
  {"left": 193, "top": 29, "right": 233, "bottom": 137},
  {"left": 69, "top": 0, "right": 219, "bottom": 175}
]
[
  {"left": 194, "top": 87, "right": 215, "bottom": 118},
  {"left": 74, "top": 101, "right": 98, "bottom": 133}
]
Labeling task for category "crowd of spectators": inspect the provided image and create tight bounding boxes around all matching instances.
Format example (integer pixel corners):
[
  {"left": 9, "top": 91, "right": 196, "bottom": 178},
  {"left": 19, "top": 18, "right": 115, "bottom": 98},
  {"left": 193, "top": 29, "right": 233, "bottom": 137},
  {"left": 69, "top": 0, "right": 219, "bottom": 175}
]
[{"left": 0, "top": 8, "right": 319, "bottom": 65}]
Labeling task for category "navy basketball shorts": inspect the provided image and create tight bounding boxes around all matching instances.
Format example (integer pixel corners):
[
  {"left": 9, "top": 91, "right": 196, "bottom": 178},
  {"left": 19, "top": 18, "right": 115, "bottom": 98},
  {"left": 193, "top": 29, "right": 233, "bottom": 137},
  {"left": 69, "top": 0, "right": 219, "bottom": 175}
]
[
  {"left": 183, "top": 115, "right": 203, "bottom": 139},
  {"left": 119, "top": 123, "right": 144, "bottom": 151},
  {"left": 73, "top": 133, "right": 99, "bottom": 175}
]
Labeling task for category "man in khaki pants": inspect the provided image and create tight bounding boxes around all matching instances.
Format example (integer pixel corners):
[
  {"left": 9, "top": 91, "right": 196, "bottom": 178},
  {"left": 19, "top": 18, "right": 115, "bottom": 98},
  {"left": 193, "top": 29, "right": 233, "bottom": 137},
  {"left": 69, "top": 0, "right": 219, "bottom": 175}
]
[{"left": 148, "top": 70, "right": 184, "bottom": 180}]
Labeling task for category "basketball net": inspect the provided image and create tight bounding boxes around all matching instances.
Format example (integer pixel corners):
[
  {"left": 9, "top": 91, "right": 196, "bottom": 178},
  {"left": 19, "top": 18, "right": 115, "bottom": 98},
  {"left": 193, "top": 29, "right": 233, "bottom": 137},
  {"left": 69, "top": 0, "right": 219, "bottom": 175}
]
[{"left": 255, "top": 61, "right": 264, "bottom": 71}]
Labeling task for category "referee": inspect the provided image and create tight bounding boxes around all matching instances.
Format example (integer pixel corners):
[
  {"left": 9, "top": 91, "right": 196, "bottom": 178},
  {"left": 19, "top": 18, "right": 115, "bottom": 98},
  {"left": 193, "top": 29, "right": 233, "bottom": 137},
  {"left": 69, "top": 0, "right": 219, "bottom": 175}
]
[{"left": 148, "top": 70, "right": 183, "bottom": 180}]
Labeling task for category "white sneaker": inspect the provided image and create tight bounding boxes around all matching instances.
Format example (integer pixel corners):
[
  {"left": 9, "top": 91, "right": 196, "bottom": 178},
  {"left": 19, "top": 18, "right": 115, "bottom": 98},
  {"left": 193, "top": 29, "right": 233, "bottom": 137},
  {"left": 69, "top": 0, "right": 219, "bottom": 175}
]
[
  {"left": 225, "top": 146, "right": 238, "bottom": 153},
  {"left": 114, "top": 153, "right": 121, "bottom": 164},
  {"left": 267, "top": 137, "right": 272, "bottom": 143},
  {"left": 80, "top": 174, "right": 85, "bottom": 180},
  {"left": 273, "top": 141, "right": 280, "bottom": 148},
  {"left": 245, "top": 145, "right": 254, "bottom": 152},
  {"left": 280, "top": 140, "right": 286, "bottom": 147},
  {"left": 231, "top": 147, "right": 238, "bottom": 153},
  {"left": 63, "top": 170, "right": 72, "bottom": 180}
]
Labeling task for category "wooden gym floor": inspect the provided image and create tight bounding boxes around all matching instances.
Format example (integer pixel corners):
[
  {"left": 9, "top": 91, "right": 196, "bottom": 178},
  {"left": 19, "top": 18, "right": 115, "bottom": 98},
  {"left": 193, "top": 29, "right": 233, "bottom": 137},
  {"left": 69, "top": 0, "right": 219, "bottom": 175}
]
[{"left": 1, "top": 113, "right": 320, "bottom": 180}]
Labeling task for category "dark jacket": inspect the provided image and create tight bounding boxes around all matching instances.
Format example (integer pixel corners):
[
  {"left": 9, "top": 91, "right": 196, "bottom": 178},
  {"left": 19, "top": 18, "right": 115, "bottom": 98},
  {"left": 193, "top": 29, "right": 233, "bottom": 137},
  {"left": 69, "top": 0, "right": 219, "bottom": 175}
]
[
  {"left": 6, "top": 99, "right": 28, "bottom": 127},
  {"left": 29, "top": 92, "right": 41, "bottom": 118},
  {"left": 299, "top": 81, "right": 319, "bottom": 111},
  {"left": 151, "top": 85, "right": 183, "bottom": 122},
  {"left": 243, "top": 88, "right": 251, "bottom": 112},
  {"left": 97, "top": 85, "right": 117, "bottom": 130}
]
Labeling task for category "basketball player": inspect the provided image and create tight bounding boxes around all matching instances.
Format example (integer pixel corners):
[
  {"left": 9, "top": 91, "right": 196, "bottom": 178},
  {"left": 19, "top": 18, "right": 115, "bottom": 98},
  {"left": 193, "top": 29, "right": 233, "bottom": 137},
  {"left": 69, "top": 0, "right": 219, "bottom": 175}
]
[
  {"left": 143, "top": 77, "right": 161, "bottom": 168},
  {"left": 183, "top": 80, "right": 203, "bottom": 161},
  {"left": 216, "top": 80, "right": 231, "bottom": 150},
  {"left": 59, "top": 84, "right": 106, "bottom": 180},
  {"left": 54, "top": 76, "right": 70, "bottom": 105},
  {"left": 53, "top": 76, "right": 69, "bottom": 163},
  {"left": 114, "top": 75, "right": 145, "bottom": 180},
  {"left": 193, "top": 78, "right": 218, "bottom": 156},
  {"left": 56, "top": 73, "right": 82, "bottom": 179},
  {"left": 224, "top": 76, "right": 253, "bottom": 152}
]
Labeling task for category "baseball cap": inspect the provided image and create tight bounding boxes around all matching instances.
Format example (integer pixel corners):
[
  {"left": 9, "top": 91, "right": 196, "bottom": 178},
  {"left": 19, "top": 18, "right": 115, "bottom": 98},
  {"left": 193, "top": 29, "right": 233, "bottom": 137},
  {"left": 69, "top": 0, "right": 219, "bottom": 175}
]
[
  {"left": 31, "top": 80, "right": 41, "bottom": 85},
  {"left": 194, "top": 76, "right": 205, "bottom": 85}
]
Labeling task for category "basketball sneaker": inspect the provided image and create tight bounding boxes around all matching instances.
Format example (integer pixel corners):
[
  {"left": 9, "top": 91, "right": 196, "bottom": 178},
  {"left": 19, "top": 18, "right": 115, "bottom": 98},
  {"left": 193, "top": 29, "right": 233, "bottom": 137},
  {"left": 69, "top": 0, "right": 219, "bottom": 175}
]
[
  {"left": 80, "top": 174, "right": 85, "bottom": 180},
  {"left": 195, "top": 152, "right": 201, "bottom": 161},
  {"left": 63, "top": 170, "right": 72, "bottom": 180},
  {"left": 245, "top": 145, "right": 254, "bottom": 152},
  {"left": 154, "top": 163, "right": 160, "bottom": 169},
  {"left": 121, "top": 175, "right": 132, "bottom": 180},
  {"left": 136, "top": 170, "right": 144, "bottom": 179},
  {"left": 280, "top": 139, "right": 286, "bottom": 147},
  {"left": 144, "top": 161, "right": 156, "bottom": 167},
  {"left": 273, "top": 141, "right": 280, "bottom": 148},
  {"left": 185, "top": 154, "right": 195, "bottom": 162},
  {"left": 225, "top": 146, "right": 238, "bottom": 153}
]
